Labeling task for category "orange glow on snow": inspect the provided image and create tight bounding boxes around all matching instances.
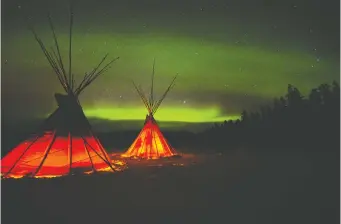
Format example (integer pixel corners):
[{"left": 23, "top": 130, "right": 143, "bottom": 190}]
[
  {"left": 121, "top": 116, "right": 178, "bottom": 159},
  {"left": 112, "top": 160, "right": 126, "bottom": 166},
  {"left": 1, "top": 132, "right": 125, "bottom": 179}
]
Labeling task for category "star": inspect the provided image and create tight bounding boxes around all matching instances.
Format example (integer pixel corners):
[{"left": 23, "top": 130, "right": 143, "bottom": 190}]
[
  {"left": 316, "top": 58, "right": 320, "bottom": 62},
  {"left": 17, "top": 5, "right": 21, "bottom": 9},
  {"left": 183, "top": 100, "right": 187, "bottom": 104}
]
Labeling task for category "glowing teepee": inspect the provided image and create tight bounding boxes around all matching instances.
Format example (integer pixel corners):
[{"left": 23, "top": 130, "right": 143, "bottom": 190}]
[
  {"left": 1, "top": 7, "right": 122, "bottom": 179},
  {"left": 121, "top": 60, "right": 179, "bottom": 159}
]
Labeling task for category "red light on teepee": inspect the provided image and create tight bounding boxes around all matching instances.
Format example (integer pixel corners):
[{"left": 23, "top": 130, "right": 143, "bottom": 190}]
[
  {"left": 1, "top": 7, "right": 123, "bottom": 179},
  {"left": 121, "top": 59, "right": 180, "bottom": 160}
]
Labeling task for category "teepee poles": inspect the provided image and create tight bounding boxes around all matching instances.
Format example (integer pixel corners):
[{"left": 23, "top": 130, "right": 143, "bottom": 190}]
[
  {"left": 29, "top": 26, "right": 69, "bottom": 92},
  {"left": 150, "top": 58, "right": 156, "bottom": 107},
  {"left": 0, "top": 1, "right": 122, "bottom": 178},
  {"left": 68, "top": 2, "right": 74, "bottom": 89},
  {"left": 29, "top": 2, "right": 119, "bottom": 96},
  {"left": 32, "top": 131, "right": 57, "bottom": 176},
  {"left": 82, "top": 137, "right": 115, "bottom": 170},
  {"left": 75, "top": 56, "right": 120, "bottom": 95},
  {"left": 122, "top": 60, "right": 179, "bottom": 159},
  {"left": 47, "top": 14, "right": 68, "bottom": 90},
  {"left": 83, "top": 142, "right": 95, "bottom": 172},
  {"left": 78, "top": 103, "right": 116, "bottom": 171},
  {"left": 2, "top": 135, "right": 41, "bottom": 178},
  {"left": 69, "top": 133, "right": 73, "bottom": 173},
  {"left": 132, "top": 81, "right": 152, "bottom": 114},
  {"left": 133, "top": 60, "right": 178, "bottom": 116},
  {"left": 152, "top": 74, "right": 178, "bottom": 114},
  {"left": 151, "top": 129, "right": 160, "bottom": 158}
]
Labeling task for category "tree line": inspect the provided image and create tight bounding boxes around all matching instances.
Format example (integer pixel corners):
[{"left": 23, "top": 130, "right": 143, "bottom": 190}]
[{"left": 197, "top": 81, "right": 340, "bottom": 152}]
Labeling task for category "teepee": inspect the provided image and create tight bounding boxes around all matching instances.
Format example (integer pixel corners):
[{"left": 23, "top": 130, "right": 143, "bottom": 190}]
[
  {"left": 1, "top": 7, "right": 122, "bottom": 179},
  {"left": 121, "top": 60, "right": 179, "bottom": 159}
]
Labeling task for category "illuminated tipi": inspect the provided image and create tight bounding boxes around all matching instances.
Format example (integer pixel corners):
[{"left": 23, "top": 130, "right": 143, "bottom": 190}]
[
  {"left": 1, "top": 8, "right": 122, "bottom": 179},
  {"left": 121, "top": 60, "right": 179, "bottom": 159}
]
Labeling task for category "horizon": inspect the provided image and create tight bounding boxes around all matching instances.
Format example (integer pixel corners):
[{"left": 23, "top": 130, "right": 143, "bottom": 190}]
[
  {"left": 2, "top": 116, "right": 232, "bottom": 133},
  {"left": 2, "top": 81, "right": 338, "bottom": 133}
]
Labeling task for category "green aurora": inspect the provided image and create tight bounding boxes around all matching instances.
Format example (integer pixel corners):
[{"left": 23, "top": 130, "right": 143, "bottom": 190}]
[
  {"left": 3, "top": 32, "right": 338, "bottom": 124},
  {"left": 2, "top": 1, "right": 339, "bottom": 130},
  {"left": 84, "top": 107, "right": 241, "bottom": 123}
]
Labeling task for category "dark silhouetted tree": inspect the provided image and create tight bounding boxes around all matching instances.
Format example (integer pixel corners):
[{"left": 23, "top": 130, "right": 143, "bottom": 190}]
[{"left": 201, "top": 81, "right": 339, "bottom": 152}]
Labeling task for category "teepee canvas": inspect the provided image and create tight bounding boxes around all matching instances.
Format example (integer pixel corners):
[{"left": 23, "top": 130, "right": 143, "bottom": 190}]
[
  {"left": 1, "top": 9, "right": 121, "bottom": 179},
  {"left": 121, "top": 60, "right": 179, "bottom": 159}
]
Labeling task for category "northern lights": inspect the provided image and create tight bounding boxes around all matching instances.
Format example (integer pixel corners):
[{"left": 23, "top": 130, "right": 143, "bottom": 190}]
[
  {"left": 2, "top": 0, "right": 339, "bottom": 131},
  {"left": 84, "top": 107, "right": 241, "bottom": 123}
]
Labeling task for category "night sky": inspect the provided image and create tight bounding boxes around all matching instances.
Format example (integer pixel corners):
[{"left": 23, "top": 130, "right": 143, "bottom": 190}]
[{"left": 2, "top": 0, "right": 339, "bottom": 131}]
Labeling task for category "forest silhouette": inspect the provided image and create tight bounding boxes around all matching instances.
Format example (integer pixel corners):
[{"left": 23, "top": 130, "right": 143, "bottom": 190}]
[{"left": 192, "top": 81, "right": 340, "bottom": 152}]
